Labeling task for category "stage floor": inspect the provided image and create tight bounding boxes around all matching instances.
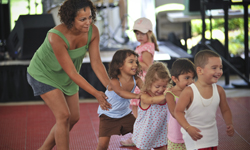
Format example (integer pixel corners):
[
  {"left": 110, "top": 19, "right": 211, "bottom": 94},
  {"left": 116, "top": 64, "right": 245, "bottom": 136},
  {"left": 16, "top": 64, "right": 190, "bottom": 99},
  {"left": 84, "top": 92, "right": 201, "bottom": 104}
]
[
  {"left": 0, "top": 75, "right": 250, "bottom": 150},
  {"left": 0, "top": 97, "right": 250, "bottom": 150}
]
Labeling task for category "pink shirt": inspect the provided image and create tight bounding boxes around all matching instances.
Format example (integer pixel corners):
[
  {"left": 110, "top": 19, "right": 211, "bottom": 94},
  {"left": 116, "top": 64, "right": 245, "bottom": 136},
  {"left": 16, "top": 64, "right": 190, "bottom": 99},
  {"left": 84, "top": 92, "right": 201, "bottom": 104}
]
[
  {"left": 135, "top": 42, "right": 155, "bottom": 80},
  {"left": 135, "top": 42, "right": 155, "bottom": 63},
  {"left": 167, "top": 91, "right": 184, "bottom": 143},
  {"left": 130, "top": 42, "right": 155, "bottom": 106}
]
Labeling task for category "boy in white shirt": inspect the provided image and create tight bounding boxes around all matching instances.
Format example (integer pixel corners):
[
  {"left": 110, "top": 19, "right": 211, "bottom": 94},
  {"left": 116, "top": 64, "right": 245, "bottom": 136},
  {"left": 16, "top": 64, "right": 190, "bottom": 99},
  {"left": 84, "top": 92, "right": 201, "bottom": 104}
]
[{"left": 175, "top": 49, "right": 234, "bottom": 150}]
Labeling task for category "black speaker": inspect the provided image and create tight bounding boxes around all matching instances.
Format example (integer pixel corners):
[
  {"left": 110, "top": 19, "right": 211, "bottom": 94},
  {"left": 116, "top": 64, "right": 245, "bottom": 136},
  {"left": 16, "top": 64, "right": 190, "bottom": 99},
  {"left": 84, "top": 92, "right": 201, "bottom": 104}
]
[
  {"left": 7, "top": 14, "right": 55, "bottom": 60},
  {"left": 0, "top": 3, "right": 11, "bottom": 43}
]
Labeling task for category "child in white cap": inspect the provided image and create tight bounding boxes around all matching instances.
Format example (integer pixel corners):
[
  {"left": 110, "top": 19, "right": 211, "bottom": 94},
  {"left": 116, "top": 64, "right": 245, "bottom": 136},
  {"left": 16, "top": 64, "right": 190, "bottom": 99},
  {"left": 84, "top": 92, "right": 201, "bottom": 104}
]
[{"left": 120, "top": 17, "right": 159, "bottom": 147}]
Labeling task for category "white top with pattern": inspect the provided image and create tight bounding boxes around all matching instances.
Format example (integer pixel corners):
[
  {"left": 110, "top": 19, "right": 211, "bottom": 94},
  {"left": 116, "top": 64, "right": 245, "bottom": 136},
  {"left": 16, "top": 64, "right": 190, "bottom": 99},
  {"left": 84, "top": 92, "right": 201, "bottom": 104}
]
[{"left": 132, "top": 93, "right": 168, "bottom": 149}]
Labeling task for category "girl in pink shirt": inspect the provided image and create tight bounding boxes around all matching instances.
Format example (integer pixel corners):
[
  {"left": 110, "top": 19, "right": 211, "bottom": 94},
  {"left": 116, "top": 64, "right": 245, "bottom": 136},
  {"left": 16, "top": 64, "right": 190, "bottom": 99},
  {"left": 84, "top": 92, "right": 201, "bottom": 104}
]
[
  {"left": 120, "top": 17, "right": 159, "bottom": 147},
  {"left": 165, "top": 58, "right": 196, "bottom": 150},
  {"left": 130, "top": 17, "right": 159, "bottom": 118}
]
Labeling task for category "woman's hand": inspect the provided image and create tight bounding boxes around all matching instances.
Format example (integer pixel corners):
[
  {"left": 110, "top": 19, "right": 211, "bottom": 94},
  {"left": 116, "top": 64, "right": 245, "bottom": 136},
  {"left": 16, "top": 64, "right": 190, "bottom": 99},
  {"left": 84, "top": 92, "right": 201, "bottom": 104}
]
[{"left": 95, "top": 91, "right": 112, "bottom": 110}]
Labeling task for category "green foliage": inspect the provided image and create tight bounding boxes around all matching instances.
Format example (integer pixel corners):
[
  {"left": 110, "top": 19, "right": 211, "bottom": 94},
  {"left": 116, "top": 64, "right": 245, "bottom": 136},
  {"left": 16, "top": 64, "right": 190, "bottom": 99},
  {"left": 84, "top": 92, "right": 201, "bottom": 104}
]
[
  {"left": 213, "top": 18, "right": 244, "bottom": 30},
  {"left": 229, "top": 31, "right": 250, "bottom": 56},
  {"left": 191, "top": 17, "right": 248, "bottom": 35},
  {"left": 190, "top": 5, "right": 250, "bottom": 56}
]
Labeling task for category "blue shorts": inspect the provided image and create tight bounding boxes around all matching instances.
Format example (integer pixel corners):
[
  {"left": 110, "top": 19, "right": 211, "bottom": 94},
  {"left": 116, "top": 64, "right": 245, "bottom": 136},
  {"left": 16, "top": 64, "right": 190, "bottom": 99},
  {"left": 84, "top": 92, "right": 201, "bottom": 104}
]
[{"left": 27, "top": 73, "right": 56, "bottom": 96}]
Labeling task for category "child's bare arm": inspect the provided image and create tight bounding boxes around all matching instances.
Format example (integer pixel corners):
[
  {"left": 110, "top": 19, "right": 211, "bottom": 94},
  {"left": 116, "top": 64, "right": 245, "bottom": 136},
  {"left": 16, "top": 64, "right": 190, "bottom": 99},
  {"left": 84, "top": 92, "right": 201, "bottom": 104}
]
[
  {"left": 136, "top": 76, "right": 143, "bottom": 89},
  {"left": 175, "top": 87, "right": 203, "bottom": 141},
  {"left": 110, "top": 79, "right": 140, "bottom": 99},
  {"left": 141, "top": 93, "right": 165, "bottom": 105},
  {"left": 140, "top": 51, "right": 153, "bottom": 71},
  {"left": 174, "top": 87, "right": 192, "bottom": 128},
  {"left": 218, "top": 85, "right": 234, "bottom": 137},
  {"left": 165, "top": 92, "right": 176, "bottom": 118}
]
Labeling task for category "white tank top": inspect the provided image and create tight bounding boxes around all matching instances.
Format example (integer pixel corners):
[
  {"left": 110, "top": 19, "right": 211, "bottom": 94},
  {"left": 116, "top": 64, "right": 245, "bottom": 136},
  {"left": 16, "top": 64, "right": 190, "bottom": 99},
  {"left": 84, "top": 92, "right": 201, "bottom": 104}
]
[{"left": 181, "top": 83, "right": 220, "bottom": 149}]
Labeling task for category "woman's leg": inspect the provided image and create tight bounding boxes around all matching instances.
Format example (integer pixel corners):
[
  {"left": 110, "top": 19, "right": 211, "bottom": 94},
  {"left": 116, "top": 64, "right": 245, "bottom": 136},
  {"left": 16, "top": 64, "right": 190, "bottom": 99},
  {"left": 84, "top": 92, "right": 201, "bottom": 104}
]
[
  {"left": 96, "top": 136, "right": 111, "bottom": 150},
  {"left": 38, "top": 90, "right": 79, "bottom": 150},
  {"left": 65, "top": 92, "right": 80, "bottom": 129}
]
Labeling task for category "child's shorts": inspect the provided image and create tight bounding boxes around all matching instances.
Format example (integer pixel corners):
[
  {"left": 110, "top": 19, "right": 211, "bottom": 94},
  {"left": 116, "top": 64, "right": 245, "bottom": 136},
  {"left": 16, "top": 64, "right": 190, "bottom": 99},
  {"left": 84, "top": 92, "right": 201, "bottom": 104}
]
[
  {"left": 167, "top": 139, "right": 186, "bottom": 150},
  {"left": 99, "top": 113, "right": 136, "bottom": 137},
  {"left": 198, "top": 147, "right": 217, "bottom": 150}
]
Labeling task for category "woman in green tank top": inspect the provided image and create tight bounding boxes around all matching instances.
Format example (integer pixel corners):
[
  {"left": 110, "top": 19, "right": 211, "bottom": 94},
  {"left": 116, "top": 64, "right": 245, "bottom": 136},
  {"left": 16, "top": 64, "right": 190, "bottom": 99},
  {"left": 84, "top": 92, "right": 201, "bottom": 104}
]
[{"left": 27, "top": 0, "right": 111, "bottom": 149}]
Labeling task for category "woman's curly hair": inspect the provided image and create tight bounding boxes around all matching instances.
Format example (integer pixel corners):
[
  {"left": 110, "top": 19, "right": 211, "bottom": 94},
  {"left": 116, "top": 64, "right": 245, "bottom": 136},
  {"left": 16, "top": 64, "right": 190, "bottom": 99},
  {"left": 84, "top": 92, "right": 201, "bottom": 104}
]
[
  {"left": 58, "top": 0, "right": 97, "bottom": 29},
  {"left": 108, "top": 49, "right": 141, "bottom": 79}
]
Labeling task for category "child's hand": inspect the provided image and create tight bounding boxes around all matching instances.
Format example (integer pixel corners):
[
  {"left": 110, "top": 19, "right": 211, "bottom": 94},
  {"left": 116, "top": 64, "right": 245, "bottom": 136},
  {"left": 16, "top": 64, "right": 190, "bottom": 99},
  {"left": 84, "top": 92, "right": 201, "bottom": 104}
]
[
  {"left": 186, "top": 126, "right": 203, "bottom": 141},
  {"left": 136, "top": 92, "right": 143, "bottom": 99},
  {"left": 137, "top": 91, "right": 145, "bottom": 99},
  {"left": 136, "top": 94, "right": 141, "bottom": 99},
  {"left": 226, "top": 124, "right": 234, "bottom": 137},
  {"left": 163, "top": 87, "right": 171, "bottom": 96}
]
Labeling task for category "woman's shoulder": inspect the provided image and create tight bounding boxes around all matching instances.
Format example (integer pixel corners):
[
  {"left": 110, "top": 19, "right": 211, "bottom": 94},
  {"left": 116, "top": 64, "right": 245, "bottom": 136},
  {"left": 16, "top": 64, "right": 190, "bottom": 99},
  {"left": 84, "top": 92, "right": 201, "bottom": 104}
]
[
  {"left": 49, "top": 24, "right": 71, "bottom": 41},
  {"left": 48, "top": 24, "right": 67, "bottom": 43},
  {"left": 53, "top": 24, "right": 67, "bottom": 33},
  {"left": 87, "top": 24, "right": 99, "bottom": 43},
  {"left": 52, "top": 24, "right": 98, "bottom": 36},
  {"left": 90, "top": 24, "right": 99, "bottom": 35}
]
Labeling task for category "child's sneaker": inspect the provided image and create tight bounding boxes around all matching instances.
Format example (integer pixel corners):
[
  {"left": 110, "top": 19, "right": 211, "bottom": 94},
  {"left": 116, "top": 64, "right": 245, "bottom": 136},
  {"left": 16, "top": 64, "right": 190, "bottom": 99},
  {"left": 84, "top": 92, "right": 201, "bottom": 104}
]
[{"left": 120, "top": 137, "right": 136, "bottom": 147}]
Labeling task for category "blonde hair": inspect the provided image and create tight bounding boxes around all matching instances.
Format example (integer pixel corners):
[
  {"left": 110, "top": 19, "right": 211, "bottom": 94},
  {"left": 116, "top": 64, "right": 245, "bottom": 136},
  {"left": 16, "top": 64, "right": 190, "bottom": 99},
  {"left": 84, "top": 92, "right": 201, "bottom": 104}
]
[
  {"left": 147, "top": 31, "right": 159, "bottom": 52},
  {"left": 141, "top": 62, "right": 172, "bottom": 92}
]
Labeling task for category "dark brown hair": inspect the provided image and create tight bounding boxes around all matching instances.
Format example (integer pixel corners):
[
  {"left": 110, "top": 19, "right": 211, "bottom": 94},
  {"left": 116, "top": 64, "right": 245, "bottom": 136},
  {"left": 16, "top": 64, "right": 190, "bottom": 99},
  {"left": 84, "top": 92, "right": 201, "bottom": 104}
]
[
  {"left": 194, "top": 49, "right": 220, "bottom": 68},
  {"left": 108, "top": 49, "right": 141, "bottom": 79},
  {"left": 171, "top": 58, "right": 196, "bottom": 79},
  {"left": 58, "top": 0, "right": 97, "bottom": 29}
]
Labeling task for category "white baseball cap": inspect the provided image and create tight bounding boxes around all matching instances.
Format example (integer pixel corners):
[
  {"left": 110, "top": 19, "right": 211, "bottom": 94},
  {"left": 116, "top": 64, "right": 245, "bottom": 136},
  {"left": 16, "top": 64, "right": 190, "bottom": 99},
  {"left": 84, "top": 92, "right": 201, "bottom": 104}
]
[{"left": 133, "top": 17, "right": 153, "bottom": 33}]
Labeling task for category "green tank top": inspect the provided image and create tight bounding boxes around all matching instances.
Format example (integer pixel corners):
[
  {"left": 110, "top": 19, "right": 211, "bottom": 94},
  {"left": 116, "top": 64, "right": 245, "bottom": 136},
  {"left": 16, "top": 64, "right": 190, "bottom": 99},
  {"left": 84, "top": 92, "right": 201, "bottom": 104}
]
[{"left": 27, "top": 25, "right": 93, "bottom": 96}]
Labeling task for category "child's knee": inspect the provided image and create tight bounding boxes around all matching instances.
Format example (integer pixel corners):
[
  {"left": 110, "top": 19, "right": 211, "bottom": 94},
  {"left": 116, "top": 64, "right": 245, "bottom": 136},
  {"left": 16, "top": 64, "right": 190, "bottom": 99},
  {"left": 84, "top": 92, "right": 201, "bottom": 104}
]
[
  {"left": 97, "top": 143, "right": 109, "bottom": 150},
  {"left": 97, "top": 137, "right": 110, "bottom": 150}
]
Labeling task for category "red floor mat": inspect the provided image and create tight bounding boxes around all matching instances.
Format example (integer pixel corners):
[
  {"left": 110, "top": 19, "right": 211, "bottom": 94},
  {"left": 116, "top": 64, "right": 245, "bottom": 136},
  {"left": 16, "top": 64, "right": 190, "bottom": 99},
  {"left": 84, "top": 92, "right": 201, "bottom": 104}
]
[{"left": 0, "top": 97, "right": 250, "bottom": 150}]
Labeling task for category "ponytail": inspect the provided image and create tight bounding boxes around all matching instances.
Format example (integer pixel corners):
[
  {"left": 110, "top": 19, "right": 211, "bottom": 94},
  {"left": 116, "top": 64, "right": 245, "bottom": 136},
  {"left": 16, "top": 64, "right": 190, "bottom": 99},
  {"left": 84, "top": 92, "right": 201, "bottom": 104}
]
[{"left": 150, "top": 33, "right": 159, "bottom": 52}]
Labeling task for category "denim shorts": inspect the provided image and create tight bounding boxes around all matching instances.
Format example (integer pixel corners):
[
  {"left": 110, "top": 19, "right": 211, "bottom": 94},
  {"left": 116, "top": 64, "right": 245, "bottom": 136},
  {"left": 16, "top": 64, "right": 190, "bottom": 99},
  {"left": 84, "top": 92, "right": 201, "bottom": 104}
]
[{"left": 27, "top": 73, "right": 56, "bottom": 96}]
